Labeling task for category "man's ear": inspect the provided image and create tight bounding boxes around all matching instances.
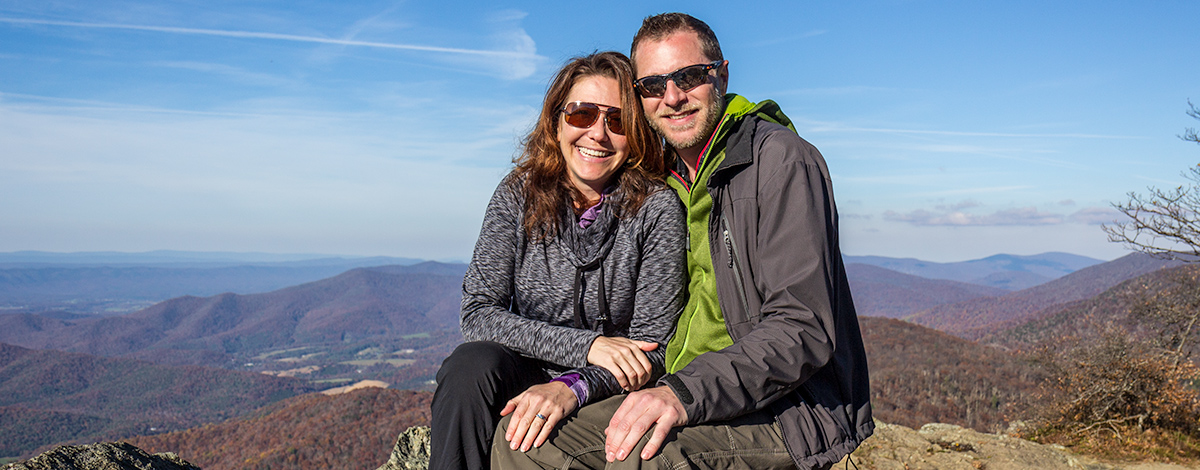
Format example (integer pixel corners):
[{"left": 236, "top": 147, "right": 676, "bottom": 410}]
[{"left": 715, "top": 60, "right": 729, "bottom": 94}]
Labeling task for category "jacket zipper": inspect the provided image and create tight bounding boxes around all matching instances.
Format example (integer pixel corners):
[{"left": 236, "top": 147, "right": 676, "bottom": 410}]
[{"left": 720, "top": 214, "right": 753, "bottom": 323}]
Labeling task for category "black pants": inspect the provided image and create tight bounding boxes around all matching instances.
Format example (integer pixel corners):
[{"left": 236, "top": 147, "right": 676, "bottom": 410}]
[{"left": 429, "top": 341, "right": 550, "bottom": 470}]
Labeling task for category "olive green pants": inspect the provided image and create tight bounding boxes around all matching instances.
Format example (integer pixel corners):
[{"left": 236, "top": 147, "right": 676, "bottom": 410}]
[{"left": 491, "top": 395, "right": 806, "bottom": 469}]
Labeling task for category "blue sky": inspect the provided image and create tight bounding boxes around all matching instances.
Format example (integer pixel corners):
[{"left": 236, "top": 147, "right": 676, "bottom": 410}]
[{"left": 1, "top": 1, "right": 1197, "bottom": 262}]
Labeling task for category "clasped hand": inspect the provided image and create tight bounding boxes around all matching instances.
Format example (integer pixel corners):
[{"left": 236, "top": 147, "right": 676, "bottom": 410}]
[
  {"left": 501, "top": 336, "right": 659, "bottom": 452},
  {"left": 587, "top": 336, "right": 658, "bottom": 391}
]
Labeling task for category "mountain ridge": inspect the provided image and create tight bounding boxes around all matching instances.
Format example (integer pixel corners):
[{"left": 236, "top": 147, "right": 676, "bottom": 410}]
[
  {"left": 846, "top": 252, "right": 1105, "bottom": 290},
  {"left": 905, "top": 252, "right": 1183, "bottom": 339},
  {"left": 0, "top": 263, "right": 466, "bottom": 364},
  {"left": 846, "top": 264, "right": 1007, "bottom": 318}
]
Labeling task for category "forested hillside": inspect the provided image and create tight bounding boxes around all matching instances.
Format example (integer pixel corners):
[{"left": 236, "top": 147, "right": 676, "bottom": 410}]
[
  {"left": 860, "top": 317, "right": 1043, "bottom": 432},
  {"left": 125, "top": 388, "right": 431, "bottom": 470},
  {"left": 0, "top": 343, "right": 314, "bottom": 458}
]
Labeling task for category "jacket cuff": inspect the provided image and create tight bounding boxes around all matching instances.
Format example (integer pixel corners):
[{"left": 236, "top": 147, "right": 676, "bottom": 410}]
[{"left": 659, "top": 373, "right": 694, "bottom": 406}]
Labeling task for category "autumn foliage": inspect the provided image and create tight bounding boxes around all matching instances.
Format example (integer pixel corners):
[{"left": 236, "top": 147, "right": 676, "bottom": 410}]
[
  {"left": 860, "top": 317, "right": 1044, "bottom": 432},
  {"left": 1026, "top": 268, "right": 1200, "bottom": 462},
  {"left": 126, "top": 388, "right": 431, "bottom": 470}
]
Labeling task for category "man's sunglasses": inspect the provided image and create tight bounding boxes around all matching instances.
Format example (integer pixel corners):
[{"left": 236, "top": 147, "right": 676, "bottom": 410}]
[
  {"left": 634, "top": 59, "right": 724, "bottom": 98},
  {"left": 561, "top": 101, "right": 625, "bottom": 135}
]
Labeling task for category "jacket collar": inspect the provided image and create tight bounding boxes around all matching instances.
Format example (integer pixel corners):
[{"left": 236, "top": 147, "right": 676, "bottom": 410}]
[{"left": 709, "top": 95, "right": 797, "bottom": 181}]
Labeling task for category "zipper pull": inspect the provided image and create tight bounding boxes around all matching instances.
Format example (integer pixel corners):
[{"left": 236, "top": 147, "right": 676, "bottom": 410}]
[{"left": 723, "top": 229, "right": 734, "bottom": 268}]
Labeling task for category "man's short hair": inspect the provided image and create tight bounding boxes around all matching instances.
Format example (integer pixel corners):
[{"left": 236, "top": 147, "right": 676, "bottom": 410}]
[{"left": 631, "top": 13, "right": 723, "bottom": 66}]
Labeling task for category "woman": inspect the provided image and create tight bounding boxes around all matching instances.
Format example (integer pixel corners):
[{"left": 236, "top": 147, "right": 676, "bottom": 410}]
[{"left": 429, "top": 51, "right": 686, "bottom": 470}]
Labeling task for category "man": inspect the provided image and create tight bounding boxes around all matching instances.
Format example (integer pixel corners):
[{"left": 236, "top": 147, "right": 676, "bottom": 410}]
[{"left": 494, "top": 13, "right": 873, "bottom": 469}]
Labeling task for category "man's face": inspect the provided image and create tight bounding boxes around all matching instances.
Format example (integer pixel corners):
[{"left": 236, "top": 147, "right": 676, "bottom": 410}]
[{"left": 633, "top": 31, "right": 727, "bottom": 153}]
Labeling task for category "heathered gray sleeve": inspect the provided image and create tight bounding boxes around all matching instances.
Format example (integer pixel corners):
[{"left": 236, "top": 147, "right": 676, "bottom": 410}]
[
  {"left": 565, "top": 189, "right": 687, "bottom": 403},
  {"left": 460, "top": 180, "right": 601, "bottom": 368}
]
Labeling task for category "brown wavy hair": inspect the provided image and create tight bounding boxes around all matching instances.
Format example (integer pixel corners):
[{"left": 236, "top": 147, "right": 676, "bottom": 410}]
[
  {"left": 511, "top": 51, "right": 665, "bottom": 240},
  {"left": 630, "top": 13, "right": 724, "bottom": 69}
]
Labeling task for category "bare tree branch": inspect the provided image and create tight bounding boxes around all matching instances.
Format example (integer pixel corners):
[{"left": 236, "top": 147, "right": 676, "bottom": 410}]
[
  {"left": 1102, "top": 165, "right": 1200, "bottom": 260},
  {"left": 1183, "top": 100, "right": 1200, "bottom": 145}
]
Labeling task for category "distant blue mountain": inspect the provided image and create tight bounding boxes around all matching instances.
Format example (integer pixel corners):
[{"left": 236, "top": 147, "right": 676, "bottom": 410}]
[
  {"left": 0, "top": 251, "right": 435, "bottom": 314},
  {"left": 843, "top": 252, "right": 1106, "bottom": 290},
  {"left": 0, "top": 250, "right": 423, "bottom": 268}
]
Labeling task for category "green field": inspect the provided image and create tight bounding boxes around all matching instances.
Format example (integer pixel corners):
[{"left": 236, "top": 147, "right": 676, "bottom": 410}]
[{"left": 339, "top": 359, "right": 416, "bottom": 367}]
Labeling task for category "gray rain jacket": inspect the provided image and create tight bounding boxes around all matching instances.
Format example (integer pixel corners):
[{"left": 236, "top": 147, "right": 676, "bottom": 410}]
[{"left": 660, "top": 98, "right": 874, "bottom": 469}]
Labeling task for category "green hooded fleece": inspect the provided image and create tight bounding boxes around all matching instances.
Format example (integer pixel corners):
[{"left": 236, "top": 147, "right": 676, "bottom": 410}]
[{"left": 663, "top": 94, "right": 796, "bottom": 373}]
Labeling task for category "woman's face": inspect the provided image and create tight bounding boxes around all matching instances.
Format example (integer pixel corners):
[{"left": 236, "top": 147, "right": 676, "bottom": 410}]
[{"left": 557, "top": 75, "right": 629, "bottom": 202}]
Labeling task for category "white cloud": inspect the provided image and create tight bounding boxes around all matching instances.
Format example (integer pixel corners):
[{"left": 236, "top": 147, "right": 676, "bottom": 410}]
[{"left": 1069, "top": 206, "right": 1123, "bottom": 225}]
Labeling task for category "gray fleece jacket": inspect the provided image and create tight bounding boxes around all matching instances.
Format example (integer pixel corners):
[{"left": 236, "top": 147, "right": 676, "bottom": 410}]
[{"left": 460, "top": 174, "right": 687, "bottom": 402}]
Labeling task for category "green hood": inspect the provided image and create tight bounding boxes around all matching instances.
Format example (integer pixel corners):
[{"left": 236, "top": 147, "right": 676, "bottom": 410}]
[{"left": 723, "top": 94, "right": 797, "bottom": 133}]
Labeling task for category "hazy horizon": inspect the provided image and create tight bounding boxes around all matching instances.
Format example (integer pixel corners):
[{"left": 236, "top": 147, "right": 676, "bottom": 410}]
[{"left": 0, "top": 248, "right": 1119, "bottom": 265}]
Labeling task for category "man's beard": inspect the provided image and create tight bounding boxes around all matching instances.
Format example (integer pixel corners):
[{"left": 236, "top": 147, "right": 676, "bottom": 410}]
[{"left": 650, "top": 87, "right": 725, "bottom": 151}]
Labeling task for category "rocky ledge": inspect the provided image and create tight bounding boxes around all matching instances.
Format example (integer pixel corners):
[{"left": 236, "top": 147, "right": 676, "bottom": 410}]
[
  {"left": 2, "top": 442, "right": 199, "bottom": 470},
  {"left": 377, "top": 421, "right": 1196, "bottom": 470},
  {"left": 7, "top": 421, "right": 1195, "bottom": 469}
]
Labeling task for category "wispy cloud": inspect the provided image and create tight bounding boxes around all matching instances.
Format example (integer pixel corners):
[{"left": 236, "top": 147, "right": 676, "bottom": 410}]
[
  {"left": 882, "top": 205, "right": 1121, "bottom": 227},
  {"left": 884, "top": 206, "right": 1064, "bottom": 226},
  {"left": 0, "top": 92, "right": 524, "bottom": 257},
  {"left": 935, "top": 200, "right": 981, "bottom": 211},
  {"left": 0, "top": 17, "right": 531, "bottom": 57},
  {"left": 1069, "top": 207, "right": 1122, "bottom": 225},
  {"left": 0, "top": 91, "right": 275, "bottom": 117},
  {"left": 305, "top": 5, "right": 410, "bottom": 64},
  {"left": 152, "top": 61, "right": 298, "bottom": 88},
  {"left": 911, "top": 185, "right": 1032, "bottom": 197},
  {"left": 806, "top": 122, "right": 1141, "bottom": 140},
  {"left": 0, "top": 16, "right": 545, "bottom": 79}
]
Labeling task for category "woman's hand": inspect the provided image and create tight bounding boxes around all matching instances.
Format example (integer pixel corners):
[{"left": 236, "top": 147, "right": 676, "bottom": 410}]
[
  {"left": 500, "top": 381, "right": 578, "bottom": 452},
  {"left": 587, "top": 337, "right": 658, "bottom": 391}
]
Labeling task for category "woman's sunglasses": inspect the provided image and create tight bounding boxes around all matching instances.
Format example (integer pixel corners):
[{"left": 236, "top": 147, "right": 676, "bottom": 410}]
[
  {"left": 561, "top": 101, "right": 625, "bottom": 136},
  {"left": 634, "top": 59, "right": 724, "bottom": 98}
]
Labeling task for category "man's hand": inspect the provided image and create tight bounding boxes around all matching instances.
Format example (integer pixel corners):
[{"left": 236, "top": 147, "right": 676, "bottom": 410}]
[
  {"left": 500, "top": 381, "right": 578, "bottom": 452},
  {"left": 587, "top": 337, "right": 658, "bottom": 391},
  {"left": 603, "top": 385, "right": 687, "bottom": 462}
]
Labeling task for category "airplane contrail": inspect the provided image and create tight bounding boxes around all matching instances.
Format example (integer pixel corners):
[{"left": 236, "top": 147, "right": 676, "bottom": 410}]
[{"left": 0, "top": 17, "right": 539, "bottom": 59}]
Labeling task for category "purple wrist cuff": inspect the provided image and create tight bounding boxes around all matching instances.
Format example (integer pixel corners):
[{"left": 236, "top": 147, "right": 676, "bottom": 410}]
[{"left": 551, "top": 373, "right": 589, "bottom": 407}]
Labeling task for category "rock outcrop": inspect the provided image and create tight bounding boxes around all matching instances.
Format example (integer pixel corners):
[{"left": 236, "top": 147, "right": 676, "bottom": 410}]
[
  {"left": 2, "top": 442, "right": 200, "bottom": 470},
  {"left": 851, "top": 421, "right": 1198, "bottom": 470},
  {"left": 377, "top": 425, "right": 431, "bottom": 470},
  {"left": 378, "top": 422, "right": 1198, "bottom": 470},
  {"left": 852, "top": 421, "right": 1104, "bottom": 469}
]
